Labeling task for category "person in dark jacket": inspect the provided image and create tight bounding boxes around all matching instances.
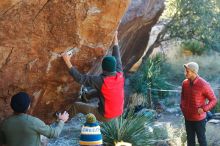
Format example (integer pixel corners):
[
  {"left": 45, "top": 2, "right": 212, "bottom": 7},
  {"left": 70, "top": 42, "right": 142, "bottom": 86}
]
[
  {"left": 0, "top": 92, "right": 69, "bottom": 146},
  {"left": 62, "top": 31, "right": 124, "bottom": 122},
  {"left": 180, "top": 62, "right": 217, "bottom": 146}
]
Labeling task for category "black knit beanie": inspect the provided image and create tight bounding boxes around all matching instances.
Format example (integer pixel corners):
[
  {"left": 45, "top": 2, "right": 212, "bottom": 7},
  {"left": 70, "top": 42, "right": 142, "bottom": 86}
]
[
  {"left": 11, "top": 92, "right": 30, "bottom": 113},
  {"left": 102, "top": 56, "right": 116, "bottom": 72}
]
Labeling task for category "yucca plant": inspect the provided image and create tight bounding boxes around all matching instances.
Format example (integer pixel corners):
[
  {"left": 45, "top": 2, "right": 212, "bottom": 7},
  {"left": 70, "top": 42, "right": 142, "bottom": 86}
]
[{"left": 100, "top": 109, "right": 155, "bottom": 146}]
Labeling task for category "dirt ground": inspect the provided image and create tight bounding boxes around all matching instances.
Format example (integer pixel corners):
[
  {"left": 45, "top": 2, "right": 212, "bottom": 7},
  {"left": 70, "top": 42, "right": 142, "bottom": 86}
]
[{"left": 154, "top": 112, "right": 220, "bottom": 146}]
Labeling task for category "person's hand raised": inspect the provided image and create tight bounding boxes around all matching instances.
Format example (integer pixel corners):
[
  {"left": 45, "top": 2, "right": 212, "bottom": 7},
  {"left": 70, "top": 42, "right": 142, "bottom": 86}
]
[
  {"left": 58, "top": 111, "right": 69, "bottom": 122},
  {"left": 114, "top": 31, "right": 118, "bottom": 45}
]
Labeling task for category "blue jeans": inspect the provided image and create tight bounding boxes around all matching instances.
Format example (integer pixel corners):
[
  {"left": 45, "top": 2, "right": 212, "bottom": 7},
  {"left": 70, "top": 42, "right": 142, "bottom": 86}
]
[{"left": 185, "top": 119, "right": 207, "bottom": 146}]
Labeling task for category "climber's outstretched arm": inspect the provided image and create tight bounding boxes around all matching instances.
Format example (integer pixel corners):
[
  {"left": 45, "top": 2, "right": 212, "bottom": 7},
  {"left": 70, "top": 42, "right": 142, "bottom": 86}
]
[
  {"left": 112, "top": 31, "right": 123, "bottom": 72},
  {"left": 62, "top": 53, "right": 102, "bottom": 89}
]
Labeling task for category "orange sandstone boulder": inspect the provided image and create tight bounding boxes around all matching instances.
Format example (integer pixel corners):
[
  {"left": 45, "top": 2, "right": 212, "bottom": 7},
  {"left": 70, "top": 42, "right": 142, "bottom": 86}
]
[{"left": 0, "top": 0, "right": 130, "bottom": 123}]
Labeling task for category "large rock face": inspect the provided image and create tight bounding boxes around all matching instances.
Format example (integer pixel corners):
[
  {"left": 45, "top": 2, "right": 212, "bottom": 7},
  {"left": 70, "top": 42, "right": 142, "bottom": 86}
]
[
  {"left": 119, "top": 0, "right": 165, "bottom": 71},
  {"left": 0, "top": 0, "right": 165, "bottom": 123},
  {"left": 0, "top": 0, "right": 130, "bottom": 122}
]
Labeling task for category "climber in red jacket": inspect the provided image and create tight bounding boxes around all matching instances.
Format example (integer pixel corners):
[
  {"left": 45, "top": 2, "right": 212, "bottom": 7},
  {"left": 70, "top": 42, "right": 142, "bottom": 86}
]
[
  {"left": 62, "top": 31, "right": 124, "bottom": 122},
  {"left": 180, "top": 62, "right": 217, "bottom": 146}
]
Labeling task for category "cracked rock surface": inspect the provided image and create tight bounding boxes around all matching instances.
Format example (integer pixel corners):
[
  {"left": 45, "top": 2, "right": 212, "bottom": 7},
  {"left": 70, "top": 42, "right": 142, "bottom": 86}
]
[
  {"left": 0, "top": 0, "right": 164, "bottom": 123},
  {"left": 0, "top": 0, "right": 130, "bottom": 123}
]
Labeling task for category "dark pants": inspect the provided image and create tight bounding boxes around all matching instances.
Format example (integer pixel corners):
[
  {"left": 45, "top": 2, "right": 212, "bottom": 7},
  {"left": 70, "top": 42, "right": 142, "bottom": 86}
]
[{"left": 185, "top": 119, "right": 207, "bottom": 146}]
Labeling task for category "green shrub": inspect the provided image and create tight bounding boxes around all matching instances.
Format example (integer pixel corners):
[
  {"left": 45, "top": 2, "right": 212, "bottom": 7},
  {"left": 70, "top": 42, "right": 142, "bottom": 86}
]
[
  {"left": 182, "top": 40, "right": 207, "bottom": 55},
  {"left": 130, "top": 53, "right": 168, "bottom": 90},
  {"left": 129, "top": 53, "right": 173, "bottom": 104},
  {"left": 101, "top": 109, "right": 155, "bottom": 146},
  {"left": 129, "top": 71, "right": 148, "bottom": 95}
]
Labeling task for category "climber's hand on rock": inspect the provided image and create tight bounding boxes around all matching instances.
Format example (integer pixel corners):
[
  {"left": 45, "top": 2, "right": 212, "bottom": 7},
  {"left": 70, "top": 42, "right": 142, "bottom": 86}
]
[
  {"left": 62, "top": 53, "right": 73, "bottom": 69},
  {"left": 62, "top": 52, "right": 71, "bottom": 61}
]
